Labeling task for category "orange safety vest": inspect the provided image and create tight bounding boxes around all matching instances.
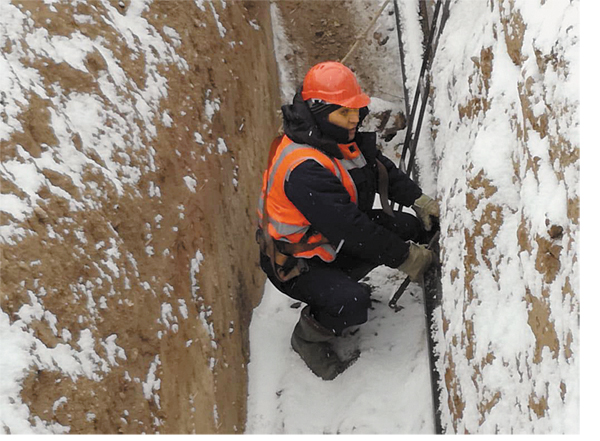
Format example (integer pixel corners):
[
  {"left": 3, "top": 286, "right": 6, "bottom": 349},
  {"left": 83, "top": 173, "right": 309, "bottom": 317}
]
[{"left": 258, "top": 135, "right": 359, "bottom": 262}]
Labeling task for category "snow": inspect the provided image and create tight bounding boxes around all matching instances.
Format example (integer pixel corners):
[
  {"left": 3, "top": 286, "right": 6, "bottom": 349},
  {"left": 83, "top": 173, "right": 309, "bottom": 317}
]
[
  {"left": 190, "top": 250, "right": 204, "bottom": 302},
  {"left": 0, "top": 0, "right": 188, "bottom": 244},
  {"left": 580, "top": 0, "right": 597, "bottom": 429},
  {"left": 208, "top": 1, "right": 227, "bottom": 38},
  {"left": 204, "top": 93, "right": 221, "bottom": 122},
  {"left": 428, "top": 0, "right": 579, "bottom": 433},
  {"left": 0, "top": 0, "right": 587, "bottom": 435},
  {"left": 142, "top": 355, "right": 161, "bottom": 409},
  {"left": 217, "top": 138, "right": 228, "bottom": 154},
  {"left": 246, "top": 0, "right": 583, "bottom": 435},
  {"left": 247, "top": 269, "right": 435, "bottom": 434},
  {"left": 183, "top": 175, "right": 198, "bottom": 192},
  {"left": 0, "top": 0, "right": 194, "bottom": 433},
  {"left": 269, "top": 2, "right": 296, "bottom": 104}
]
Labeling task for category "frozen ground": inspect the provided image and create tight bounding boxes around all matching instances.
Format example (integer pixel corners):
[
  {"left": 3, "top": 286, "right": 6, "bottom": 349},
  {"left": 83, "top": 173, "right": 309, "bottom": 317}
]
[{"left": 246, "top": 267, "right": 435, "bottom": 434}]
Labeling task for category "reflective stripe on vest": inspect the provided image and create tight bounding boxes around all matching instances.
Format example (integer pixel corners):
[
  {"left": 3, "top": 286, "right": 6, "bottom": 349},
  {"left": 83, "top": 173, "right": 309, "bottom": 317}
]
[
  {"left": 258, "top": 136, "right": 358, "bottom": 262},
  {"left": 340, "top": 154, "right": 367, "bottom": 171}
]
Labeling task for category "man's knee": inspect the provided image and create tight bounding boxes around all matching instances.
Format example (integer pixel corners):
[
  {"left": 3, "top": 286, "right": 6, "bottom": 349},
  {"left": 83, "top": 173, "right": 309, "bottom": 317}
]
[
  {"left": 351, "top": 282, "right": 372, "bottom": 310},
  {"left": 329, "top": 282, "right": 371, "bottom": 326}
]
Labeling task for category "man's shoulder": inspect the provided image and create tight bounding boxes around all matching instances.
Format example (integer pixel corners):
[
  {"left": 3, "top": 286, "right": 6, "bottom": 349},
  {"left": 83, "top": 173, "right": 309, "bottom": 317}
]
[{"left": 356, "top": 131, "right": 378, "bottom": 160}]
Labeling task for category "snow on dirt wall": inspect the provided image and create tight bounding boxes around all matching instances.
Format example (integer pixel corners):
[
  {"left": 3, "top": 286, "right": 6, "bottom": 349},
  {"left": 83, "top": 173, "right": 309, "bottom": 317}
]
[
  {"left": 422, "top": 0, "right": 579, "bottom": 433},
  {"left": 1, "top": 0, "right": 278, "bottom": 434}
]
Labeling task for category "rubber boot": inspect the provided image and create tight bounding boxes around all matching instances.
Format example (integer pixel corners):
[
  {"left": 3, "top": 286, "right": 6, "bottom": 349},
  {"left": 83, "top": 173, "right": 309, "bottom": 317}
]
[{"left": 291, "top": 306, "right": 347, "bottom": 381}]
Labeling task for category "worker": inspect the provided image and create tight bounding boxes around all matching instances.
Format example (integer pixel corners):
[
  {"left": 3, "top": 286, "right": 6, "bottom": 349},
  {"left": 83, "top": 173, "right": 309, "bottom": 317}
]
[{"left": 256, "top": 61, "right": 439, "bottom": 380}]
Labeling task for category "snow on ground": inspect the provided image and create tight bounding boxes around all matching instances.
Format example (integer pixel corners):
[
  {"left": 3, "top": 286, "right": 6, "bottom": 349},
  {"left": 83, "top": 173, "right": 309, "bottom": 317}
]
[{"left": 246, "top": 267, "right": 434, "bottom": 434}]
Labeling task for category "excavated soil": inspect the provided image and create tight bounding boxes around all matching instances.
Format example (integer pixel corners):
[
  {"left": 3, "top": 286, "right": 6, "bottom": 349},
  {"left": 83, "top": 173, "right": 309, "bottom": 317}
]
[{"left": 2, "top": 0, "right": 279, "bottom": 434}]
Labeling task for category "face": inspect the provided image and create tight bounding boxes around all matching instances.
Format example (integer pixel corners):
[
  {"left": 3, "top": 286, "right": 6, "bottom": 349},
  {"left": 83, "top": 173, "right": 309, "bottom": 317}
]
[{"left": 327, "top": 107, "right": 360, "bottom": 141}]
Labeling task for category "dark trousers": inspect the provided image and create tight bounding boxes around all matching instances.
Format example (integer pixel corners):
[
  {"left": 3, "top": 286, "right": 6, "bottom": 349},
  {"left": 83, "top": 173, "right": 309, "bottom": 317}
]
[{"left": 260, "top": 209, "right": 425, "bottom": 334}]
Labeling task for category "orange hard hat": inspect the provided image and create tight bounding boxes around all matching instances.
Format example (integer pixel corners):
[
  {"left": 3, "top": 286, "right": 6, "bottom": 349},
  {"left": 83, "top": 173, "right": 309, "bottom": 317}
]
[{"left": 301, "top": 61, "right": 370, "bottom": 109}]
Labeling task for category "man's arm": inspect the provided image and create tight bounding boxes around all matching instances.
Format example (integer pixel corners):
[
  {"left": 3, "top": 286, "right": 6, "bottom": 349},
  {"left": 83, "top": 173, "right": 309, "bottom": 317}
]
[
  {"left": 285, "top": 160, "right": 410, "bottom": 267},
  {"left": 376, "top": 152, "right": 423, "bottom": 207}
]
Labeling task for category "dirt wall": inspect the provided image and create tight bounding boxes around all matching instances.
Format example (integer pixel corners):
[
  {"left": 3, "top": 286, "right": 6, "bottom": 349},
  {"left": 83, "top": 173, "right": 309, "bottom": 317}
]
[{"left": 1, "top": 0, "right": 278, "bottom": 434}]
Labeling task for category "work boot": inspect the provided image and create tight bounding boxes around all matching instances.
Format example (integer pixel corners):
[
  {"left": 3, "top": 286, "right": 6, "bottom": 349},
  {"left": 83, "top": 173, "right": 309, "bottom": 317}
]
[{"left": 291, "top": 306, "right": 347, "bottom": 381}]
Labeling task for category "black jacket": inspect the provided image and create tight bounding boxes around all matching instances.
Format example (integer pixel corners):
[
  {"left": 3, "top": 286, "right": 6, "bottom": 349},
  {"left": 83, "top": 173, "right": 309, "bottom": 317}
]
[{"left": 281, "top": 90, "right": 422, "bottom": 268}]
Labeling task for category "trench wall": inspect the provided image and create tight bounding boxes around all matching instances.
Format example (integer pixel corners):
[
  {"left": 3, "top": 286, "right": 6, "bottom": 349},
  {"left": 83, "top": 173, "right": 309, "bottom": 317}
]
[
  {"left": 426, "top": 0, "right": 579, "bottom": 433},
  {"left": 1, "top": 0, "right": 277, "bottom": 434}
]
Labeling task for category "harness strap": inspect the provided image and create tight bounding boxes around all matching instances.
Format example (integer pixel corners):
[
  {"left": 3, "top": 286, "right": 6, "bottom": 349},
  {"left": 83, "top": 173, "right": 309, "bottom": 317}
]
[
  {"left": 376, "top": 159, "right": 395, "bottom": 217},
  {"left": 260, "top": 136, "right": 290, "bottom": 281}
]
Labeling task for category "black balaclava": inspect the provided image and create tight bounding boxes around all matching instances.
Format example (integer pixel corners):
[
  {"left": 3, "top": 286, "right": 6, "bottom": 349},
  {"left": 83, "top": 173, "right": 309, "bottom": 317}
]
[
  {"left": 281, "top": 87, "right": 370, "bottom": 159},
  {"left": 309, "top": 99, "right": 370, "bottom": 144}
]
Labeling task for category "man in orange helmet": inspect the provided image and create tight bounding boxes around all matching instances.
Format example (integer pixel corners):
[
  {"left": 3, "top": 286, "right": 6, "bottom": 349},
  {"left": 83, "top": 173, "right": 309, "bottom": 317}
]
[{"left": 257, "top": 61, "right": 439, "bottom": 380}]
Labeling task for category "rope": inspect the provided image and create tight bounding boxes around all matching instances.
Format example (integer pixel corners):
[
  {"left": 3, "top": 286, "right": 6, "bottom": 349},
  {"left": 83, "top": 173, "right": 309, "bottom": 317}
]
[{"left": 340, "top": 0, "right": 391, "bottom": 64}]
